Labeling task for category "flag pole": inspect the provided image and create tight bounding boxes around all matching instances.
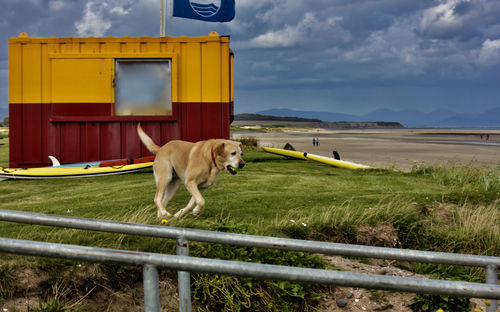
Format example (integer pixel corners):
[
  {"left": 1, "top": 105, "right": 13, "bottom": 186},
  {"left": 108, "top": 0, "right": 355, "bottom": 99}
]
[{"left": 160, "top": 0, "right": 165, "bottom": 36}]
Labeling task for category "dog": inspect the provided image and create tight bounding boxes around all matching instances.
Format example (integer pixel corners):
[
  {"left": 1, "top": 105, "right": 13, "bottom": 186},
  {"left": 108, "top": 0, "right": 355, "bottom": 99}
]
[{"left": 137, "top": 123, "right": 245, "bottom": 219}]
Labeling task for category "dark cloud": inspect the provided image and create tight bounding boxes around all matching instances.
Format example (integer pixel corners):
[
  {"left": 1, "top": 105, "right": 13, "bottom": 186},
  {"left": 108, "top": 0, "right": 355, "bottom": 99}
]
[{"left": 1, "top": 0, "right": 500, "bottom": 115}]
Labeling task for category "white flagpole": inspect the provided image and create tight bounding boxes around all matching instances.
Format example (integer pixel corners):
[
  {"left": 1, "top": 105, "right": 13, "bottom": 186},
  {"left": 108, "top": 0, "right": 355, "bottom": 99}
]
[{"left": 160, "top": 0, "right": 165, "bottom": 36}]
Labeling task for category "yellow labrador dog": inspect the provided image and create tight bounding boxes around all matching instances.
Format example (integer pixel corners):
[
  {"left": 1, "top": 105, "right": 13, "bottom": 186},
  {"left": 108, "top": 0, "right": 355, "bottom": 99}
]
[{"left": 137, "top": 124, "right": 245, "bottom": 219}]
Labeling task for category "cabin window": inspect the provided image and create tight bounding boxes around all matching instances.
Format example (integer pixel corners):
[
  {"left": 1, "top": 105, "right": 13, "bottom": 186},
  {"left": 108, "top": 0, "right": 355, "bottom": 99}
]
[{"left": 114, "top": 59, "right": 172, "bottom": 116}]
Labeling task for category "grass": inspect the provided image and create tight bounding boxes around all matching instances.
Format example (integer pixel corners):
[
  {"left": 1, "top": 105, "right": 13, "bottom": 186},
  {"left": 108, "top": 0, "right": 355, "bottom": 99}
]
[{"left": 0, "top": 134, "right": 499, "bottom": 310}]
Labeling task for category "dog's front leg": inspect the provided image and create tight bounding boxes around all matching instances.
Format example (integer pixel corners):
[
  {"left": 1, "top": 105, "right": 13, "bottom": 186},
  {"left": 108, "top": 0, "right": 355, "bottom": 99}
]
[
  {"left": 174, "top": 196, "right": 196, "bottom": 218},
  {"left": 184, "top": 181, "right": 206, "bottom": 216}
]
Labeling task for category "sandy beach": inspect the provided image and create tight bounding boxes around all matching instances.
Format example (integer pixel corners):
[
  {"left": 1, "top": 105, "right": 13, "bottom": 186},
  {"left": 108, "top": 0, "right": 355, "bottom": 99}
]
[{"left": 232, "top": 128, "right": 500, "bottom": 171}]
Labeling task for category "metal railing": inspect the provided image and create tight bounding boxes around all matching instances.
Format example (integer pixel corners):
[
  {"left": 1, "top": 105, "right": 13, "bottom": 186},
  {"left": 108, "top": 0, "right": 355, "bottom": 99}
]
[{"left": 0, "top": 209, "right": 499, "bottom": 312}]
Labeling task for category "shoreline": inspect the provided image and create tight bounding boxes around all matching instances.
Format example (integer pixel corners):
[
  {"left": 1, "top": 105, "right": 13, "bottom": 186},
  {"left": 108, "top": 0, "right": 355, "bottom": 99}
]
[{"left": 232, "top": 128, "right": 500, "bottom": 171}]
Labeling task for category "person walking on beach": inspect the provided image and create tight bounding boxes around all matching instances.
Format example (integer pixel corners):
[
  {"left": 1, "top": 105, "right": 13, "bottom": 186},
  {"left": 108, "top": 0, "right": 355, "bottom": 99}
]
[{"left": 312, "top": 137, "right": 316, "bottom": 146}]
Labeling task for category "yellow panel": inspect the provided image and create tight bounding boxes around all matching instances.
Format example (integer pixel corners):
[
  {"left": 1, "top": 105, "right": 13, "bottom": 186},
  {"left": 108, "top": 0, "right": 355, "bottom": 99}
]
[
  {"left": 202, "top": 41, "right": 222, "bottom": 102},
  {"left": 182, "top": 42, "right": 201, "bottom": 102},
  {"left": 22, "top": 42, "right": 42, "bottom": 103},
  {"left": 41, "top": 43, "right": 51, "bottom": 103},
  {"left": 220, "top": 43, "right": 230, "bottom": 103},
  {"left": 8, "top": 41, "right": 22, "bottom": 103},
  {"left": 51, "top": 58, "right": 112, "bottom": 103},
  {"left": 10, "top": 33, "right": 231, "bottom": 106}
]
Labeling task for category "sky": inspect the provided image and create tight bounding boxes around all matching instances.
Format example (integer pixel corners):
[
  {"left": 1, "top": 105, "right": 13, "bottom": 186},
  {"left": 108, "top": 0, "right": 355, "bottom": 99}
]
[{"left": 1, "top": 0, "right": 500, "bottom": 116}]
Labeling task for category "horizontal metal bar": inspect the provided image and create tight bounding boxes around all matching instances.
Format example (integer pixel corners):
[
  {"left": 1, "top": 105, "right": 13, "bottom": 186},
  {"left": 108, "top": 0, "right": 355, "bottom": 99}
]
[
  {"left": 1, "top": 237, "right": 499, "bottom": 300},
  {"left": 0, "top": 209, "right": 498, "bottom": 268}
]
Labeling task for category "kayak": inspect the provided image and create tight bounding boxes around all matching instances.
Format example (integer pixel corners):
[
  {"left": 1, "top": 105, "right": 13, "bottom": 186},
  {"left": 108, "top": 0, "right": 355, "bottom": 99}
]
[
  {"left": 0, "top": 156, "right": 154, "bottom": 180},
  {"left": 262, "top": 147, "right": 370, "bottom": 170}
]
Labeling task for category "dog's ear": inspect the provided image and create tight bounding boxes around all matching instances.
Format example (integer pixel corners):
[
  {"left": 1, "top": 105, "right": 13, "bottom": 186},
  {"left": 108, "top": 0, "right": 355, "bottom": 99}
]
[{"left": 214, "top": 142, "right": 225, "bottom": 157}]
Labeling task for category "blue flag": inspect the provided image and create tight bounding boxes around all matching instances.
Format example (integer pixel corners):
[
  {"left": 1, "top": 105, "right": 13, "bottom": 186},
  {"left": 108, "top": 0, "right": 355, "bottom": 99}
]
[{"left": 173, "top": 0, "right": 235, "bottom": 22}]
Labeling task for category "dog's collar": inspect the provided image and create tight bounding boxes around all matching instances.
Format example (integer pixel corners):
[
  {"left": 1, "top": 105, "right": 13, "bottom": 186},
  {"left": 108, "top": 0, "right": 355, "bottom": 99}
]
[{"left": 210, "top": 146, "right": 218, "bottom": 168}]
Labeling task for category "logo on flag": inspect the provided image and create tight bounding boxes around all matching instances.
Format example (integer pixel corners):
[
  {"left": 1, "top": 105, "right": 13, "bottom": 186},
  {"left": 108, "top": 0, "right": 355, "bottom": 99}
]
[
  {"left": 173, "top": 0, "right": 235, "bottom": 22},
  {"left": 190, "top": 0, "right": 221, "bottom": 17}
]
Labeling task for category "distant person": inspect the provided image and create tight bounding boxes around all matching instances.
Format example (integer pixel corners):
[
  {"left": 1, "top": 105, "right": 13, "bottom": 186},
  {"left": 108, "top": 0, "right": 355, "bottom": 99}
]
[
  {"left": 312, "top": 137, "right": 316, "bottom": 146},
  {"left": 316, "top": 138, "right": 320, "bottom": 146},
  {"left": 332, "top": 150, "right": 340, "bottom": 160}
]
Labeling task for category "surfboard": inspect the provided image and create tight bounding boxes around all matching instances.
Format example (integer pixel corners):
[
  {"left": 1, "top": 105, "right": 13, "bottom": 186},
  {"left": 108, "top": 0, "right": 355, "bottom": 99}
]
[
  {"left": 261, "top": 147, "right": 308, "bottom": 160},
  {"left": 0, "top": 156, "right": 154, "bottom": 180},
  {"left": 262, "top": 147, "right": 370, "bottom": 170}
]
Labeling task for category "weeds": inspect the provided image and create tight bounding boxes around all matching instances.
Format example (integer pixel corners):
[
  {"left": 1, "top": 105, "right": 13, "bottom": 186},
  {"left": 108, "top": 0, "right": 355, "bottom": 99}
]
[
  {"left": 0, "top": 263, "right": 16, "bottom": 299},
  {"left": 189, "top": 220, "right": 326, "bottom": 311},
  {"left": 235, "top": 136, "right": 259, "bottom": 148}
]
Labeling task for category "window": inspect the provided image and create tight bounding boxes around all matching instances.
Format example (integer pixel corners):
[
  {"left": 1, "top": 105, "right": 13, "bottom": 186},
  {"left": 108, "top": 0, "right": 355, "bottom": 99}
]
[{"left": 115, "top": 59, "right": 172, "bottom": 116}]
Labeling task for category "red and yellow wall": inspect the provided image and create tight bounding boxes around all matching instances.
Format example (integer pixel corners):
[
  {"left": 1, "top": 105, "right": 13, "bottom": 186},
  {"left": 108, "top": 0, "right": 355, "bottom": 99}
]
[{"left": 9, "top": 32, "right": 234, "bottom": 167}]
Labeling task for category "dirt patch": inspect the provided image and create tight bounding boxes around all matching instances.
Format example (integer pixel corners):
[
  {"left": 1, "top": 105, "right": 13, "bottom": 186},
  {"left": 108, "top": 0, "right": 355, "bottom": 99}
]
[
  {"left": 1, "top": 263, "right": 180, "bottom": 312},
  {"left": 317, "top": 256, "right": 490, "bottom": 312},
  {"left": 356, "top": 223, "right": 399, "bottom": 248},
  {"left": 1, "top": 258, "right": 492, "bottom": 312}
]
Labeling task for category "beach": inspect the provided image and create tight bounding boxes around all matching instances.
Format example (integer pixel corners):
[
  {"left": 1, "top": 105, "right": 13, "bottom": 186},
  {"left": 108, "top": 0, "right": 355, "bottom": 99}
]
[{"left": 232, "top": 128, "right": 500, "bottom": 171}]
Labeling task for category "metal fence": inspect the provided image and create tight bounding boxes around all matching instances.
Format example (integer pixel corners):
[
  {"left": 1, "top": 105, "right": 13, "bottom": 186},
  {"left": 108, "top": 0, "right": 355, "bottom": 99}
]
[{"left": 0, "top": 209, "right": 499, "bottom": 312}]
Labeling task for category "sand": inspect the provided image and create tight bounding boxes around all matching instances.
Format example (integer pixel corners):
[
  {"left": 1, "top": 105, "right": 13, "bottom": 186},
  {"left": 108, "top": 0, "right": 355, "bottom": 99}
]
[{"left": 232, "top": 128, "right": 500, "bottom": 171}]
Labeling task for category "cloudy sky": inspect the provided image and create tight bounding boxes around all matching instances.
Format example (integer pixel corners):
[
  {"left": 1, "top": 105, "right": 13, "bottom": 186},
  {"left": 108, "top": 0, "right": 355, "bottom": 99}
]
[{"left": 1, "top": 0, "right": 500, "bottom": 116}]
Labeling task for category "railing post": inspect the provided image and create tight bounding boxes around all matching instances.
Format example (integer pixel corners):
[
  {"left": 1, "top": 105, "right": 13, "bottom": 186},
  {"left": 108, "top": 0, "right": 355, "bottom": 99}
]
[
  {"left": 143, "top": 264, "right": 161, "bottom": 312},
  {"left": 486, "top": 264, "right": 498, "bottom": 312},
  {"left": 177, "top": 237, "right": 192, "bottom": 312}
]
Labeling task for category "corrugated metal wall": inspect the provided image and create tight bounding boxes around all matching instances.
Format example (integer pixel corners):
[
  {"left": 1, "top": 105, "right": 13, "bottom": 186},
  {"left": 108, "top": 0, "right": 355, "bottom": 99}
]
[{"left": 8, "top": 32, "right": 233, "bottom": 167}]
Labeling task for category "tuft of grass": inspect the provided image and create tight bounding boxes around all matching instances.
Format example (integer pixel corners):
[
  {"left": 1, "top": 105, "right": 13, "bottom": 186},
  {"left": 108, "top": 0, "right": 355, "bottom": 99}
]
[
  {"left": 0, "top": 263, "right": 17, "bottom": 299},
  {"left": 411, "top": 163, "right": 500, "bottom": 202},
  {"left": 234, "top": 136, "right": 260, "bottom": 148}
]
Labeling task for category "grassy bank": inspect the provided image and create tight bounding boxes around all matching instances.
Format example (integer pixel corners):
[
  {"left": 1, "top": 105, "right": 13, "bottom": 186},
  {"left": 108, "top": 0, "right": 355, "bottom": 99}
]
[{"left": 0, "top": 135, "right": 499, "bottom": 311}]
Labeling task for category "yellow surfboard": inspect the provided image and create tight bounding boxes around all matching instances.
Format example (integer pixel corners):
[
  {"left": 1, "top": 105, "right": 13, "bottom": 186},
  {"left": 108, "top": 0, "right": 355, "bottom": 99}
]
[
  {"left": 262, "top": 147, "right": 370, "bottom": 170},
  {"left": 0, "top": 162, "right": 153, "bottom": 180},
  {"left": 262, "top": 147, "right": 308, "bottom": 160}
]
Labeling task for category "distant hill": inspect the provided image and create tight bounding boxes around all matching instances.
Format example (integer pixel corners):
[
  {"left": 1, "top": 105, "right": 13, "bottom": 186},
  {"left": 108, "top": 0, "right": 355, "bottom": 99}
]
[
  {"left": 234, "top": 113, "right": 403, "bottom": 129},
  {"left": 256, "top": 107, "right": 500, "bottom": 128},
  {"left": 235, "top": 113, "right": 321, "bottom": 122},
  {"left": 257, "top": 109, "right": 362, "bottom": 123}
]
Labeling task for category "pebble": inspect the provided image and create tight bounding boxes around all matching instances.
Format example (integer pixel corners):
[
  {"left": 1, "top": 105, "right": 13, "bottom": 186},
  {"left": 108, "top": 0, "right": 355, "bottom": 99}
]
[
  {"left": 346, "top": 292, "right": 354, "bottom": 298},
  {"left": 336, "top": 299, "right": 348, "bottom": 308}
]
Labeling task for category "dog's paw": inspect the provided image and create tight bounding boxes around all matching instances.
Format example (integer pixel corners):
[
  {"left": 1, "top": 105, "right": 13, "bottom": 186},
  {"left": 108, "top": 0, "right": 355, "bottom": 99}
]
[{"left": 161, "top": 219, "right": 168, "bottom": 225}]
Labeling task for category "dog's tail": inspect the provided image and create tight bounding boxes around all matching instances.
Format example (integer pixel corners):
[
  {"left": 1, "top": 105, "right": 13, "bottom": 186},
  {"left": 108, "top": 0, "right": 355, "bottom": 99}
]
[{"left": 137, "top": 123, "right": 160, "bottom": 154}]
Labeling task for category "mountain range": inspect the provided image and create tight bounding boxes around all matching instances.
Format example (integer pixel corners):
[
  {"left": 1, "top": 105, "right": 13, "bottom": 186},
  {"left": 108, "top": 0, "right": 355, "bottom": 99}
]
[
  {"left": 256, "top": 107, "right": 500, "bottom": 128},
  {"left": 1, "top": 106, "right": 498, "bottom": 128}
]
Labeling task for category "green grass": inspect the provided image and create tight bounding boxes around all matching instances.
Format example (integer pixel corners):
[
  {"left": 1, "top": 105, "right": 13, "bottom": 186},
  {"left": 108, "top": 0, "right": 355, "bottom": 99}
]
[{"left": 0, "top": 136, "right": 499, "bottom": 311}]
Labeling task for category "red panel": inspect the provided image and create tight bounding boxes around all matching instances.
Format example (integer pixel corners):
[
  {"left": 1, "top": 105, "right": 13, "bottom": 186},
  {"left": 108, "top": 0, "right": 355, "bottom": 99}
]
[
  {"left": 222, "top": 102, "right": 231, "bottom": 139},
  {"left": 45, "top": 104, "right": 60, "bottom": 161},
  {"left": 121, "top": 122, "right": 141, "bottom": 158},
  {"left": 52, "top": 103, "right": 112, "bottom": 116},
  {"left": 41, "top": 104, "right": 52, "bottom": 163},
  {"left": 8, "top": 101, "right": 230, "bottom": 167},
  {"left": 202, "top": 103, "right": 222, "bottom": 140},
  {"left": 140, "top": 122, "right": 162, "bottom": 156},
  {"left": 8, "top": 104, "right": 23, "bottom": 167},
  {"left": 100, "top": 122, "right": 121, "bottom": 160},
  {"left": 60, "top": 123, "right": 81, "bottom": 163},
  {"left": 160, "top": 121, "right": 181, "bottom": 145},
  {"left": 22, "top": 104, "right": 42, "bottom": 163},
  {"left": 182, "top": 103, "right": 202, "bottom": 142},
  {"left": 82, "top": 122, "right": 100, "bottom": 161},
  {"left": 50, "top": 102, "right": 179, "bottom": 122}
]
